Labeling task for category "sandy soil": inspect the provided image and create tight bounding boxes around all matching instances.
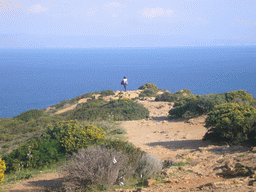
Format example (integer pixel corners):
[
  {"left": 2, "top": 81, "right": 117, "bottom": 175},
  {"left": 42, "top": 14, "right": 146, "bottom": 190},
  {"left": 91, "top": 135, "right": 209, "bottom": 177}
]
[
  {"left": 123, "top": 100, "right": 210, "bottom": 160},
  {"left": 3, "top": 92, "right": 256, "bottom": 192}
]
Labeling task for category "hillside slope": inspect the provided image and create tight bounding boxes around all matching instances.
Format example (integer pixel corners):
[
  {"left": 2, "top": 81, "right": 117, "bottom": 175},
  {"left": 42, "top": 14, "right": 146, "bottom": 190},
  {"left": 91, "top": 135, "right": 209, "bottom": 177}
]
[{"left": 3, "top": 91, "right": 256, "bottom": 192}]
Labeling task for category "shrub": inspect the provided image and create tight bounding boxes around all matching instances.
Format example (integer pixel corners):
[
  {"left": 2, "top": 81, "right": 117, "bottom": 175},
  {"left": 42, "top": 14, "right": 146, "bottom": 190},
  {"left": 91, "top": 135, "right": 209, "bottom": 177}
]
[
  {"left": 0, "top": 158, "right": 6, "bottom": 185},
  {"left": 103, "top": 99, "right": 149, "bottom": 120},
  {"left": 104, "top": 140, "right": 145, "bottom": 171},
  {"left": 139, "top": 88, "right": 158, "bottom": 97},
  {"left": 14, "top": 109, "right": 45, "bottom": 122},
  {"left": 2, "top": 138, "right": 65, "bottom": 173},
  {"left": 49, "top": 92, "right": 101, "bottom": 110},
  {"left": 155, "top": 91, "right": 173, "bottom": 102},
  {"left": 181, "top": 89, "right": 192, "bottom": 96},
  {"left": 61, "top": 146, "right": 129, "bottom": 191},
  {"left": 81, "top": 91, "right": 100, "bottom": 99},
  {"left": 155, "top": 89, "right": 191, "bottom": 102},
  {"left": 139, "top": 83, "right": 158, "bottom": 90},
  {"left": 75, "top": 99, "right": 108, "bottom": 110},
  {"left": 169, "top": 94, "right": 226, "bottom": 119},
  {"left": 66, "top": 99, "right": 149, "bottom": 121},
  {"left": 100, "top": 90, "right": 115, "bottom": 96},
  {"left": 135, "top": 153, "right": 162, "bottom": 179},
  {"left": 225, "top": 90, "right": 255, "bottom": 103},
  {"left": 174, "top": 89, "right": 192, "bottom": 97},
  {"left": 46, "top": 120, "right": 106, "bottom": 153},
  {"left": 203, "top": 102, "right": 256, "bottom": 145}
]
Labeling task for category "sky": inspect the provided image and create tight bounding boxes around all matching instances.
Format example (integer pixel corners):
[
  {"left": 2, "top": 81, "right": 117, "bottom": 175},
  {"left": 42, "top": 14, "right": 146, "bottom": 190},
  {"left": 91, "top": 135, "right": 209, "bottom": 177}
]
[{"left": 0, "top": 0, "right": 255, "bottom": 48}]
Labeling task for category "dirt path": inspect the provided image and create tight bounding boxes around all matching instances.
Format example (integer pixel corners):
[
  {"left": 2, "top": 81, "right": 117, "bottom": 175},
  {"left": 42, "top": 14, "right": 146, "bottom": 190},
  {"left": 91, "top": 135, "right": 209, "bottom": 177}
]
[
  {"left": 123, "top": 100, "right": 210, "bottom": 160},
  {"left": 2, "top": 172, "right": 62, "bottom": 192},
  {"left": 3, "top": 96, "right": 256, "bottom": 192}
]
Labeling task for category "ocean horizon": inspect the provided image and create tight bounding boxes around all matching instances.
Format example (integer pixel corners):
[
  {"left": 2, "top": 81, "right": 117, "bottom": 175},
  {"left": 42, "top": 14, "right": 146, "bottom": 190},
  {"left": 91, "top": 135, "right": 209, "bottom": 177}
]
[{"left": 1, "top": 46, "right": 256, "bottom": 118}]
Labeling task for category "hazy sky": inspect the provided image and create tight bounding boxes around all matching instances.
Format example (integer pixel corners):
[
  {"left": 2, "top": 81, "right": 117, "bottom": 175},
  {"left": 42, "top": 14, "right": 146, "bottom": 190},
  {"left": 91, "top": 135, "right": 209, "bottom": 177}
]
[{"left": 0, "top": 0, "right": 255, "bottom": 47}]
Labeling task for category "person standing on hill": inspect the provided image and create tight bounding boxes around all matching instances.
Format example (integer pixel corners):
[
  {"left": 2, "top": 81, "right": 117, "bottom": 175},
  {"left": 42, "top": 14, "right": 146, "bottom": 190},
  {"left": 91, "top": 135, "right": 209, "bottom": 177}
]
[{"left": 121, "top": 76, "right": 128, "bottom": 92}]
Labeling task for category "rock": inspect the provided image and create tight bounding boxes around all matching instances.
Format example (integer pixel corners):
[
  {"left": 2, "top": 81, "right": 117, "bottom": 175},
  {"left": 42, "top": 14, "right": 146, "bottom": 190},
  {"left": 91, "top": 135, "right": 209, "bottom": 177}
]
[{"left": 252, "top": 147, "right": 256, "bottom": 153}]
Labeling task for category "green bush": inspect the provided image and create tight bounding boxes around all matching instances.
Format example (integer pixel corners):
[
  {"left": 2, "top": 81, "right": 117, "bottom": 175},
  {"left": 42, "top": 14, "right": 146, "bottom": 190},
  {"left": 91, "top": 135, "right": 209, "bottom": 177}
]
[
  {"left": 100, "top": 90, "right": 115, "bottom": 96},
  {"left": 14, "top": 109, "right": 45, "bottom": 122},
  {"left": 46, "top": 120, "right": 106, "bottom": 153},
  {"left": 155, "top": 91, "right": 173, "bottom": 102},
  {"left": 203, "top": 102, "right": 256, "bottom": 145},
  {"left": 75, "top": 98, "right": 107, "bottom": 110},
  {"left": 174, "top": 89, "right": 192, "bottom": 97},
  {"left": 155, "top": 89, "right": 191, "bottom": 102},
  {"left": 139, "top": 88, "right": 158, "bottom": 97},
  {"left": 49, "top": 91, "right": 101, "bottom": 110},
  {"left": 2, "top": 138, "right": 65, "bottom": 173},
  {"left": 104, "top": 140, "right": 145, "bottom": 167},
  {"left": 139, "top": 83, "right": 158, "bottom": 90},
  {"left": 168, "top": 90, "right": 256, "bottom": 120},
  {"left": 169, "top": 94, "right": 226, "bottom": 119},
  {"left": 81, "top": 91, "right": 100, "bottom": 99},
  {"left": 65, "top": 98, "right": 149, "bottom": 121}
]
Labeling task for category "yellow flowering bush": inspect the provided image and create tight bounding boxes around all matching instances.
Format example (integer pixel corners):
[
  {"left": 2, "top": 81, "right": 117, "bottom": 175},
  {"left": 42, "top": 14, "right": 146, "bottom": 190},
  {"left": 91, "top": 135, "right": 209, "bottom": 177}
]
[
  {"left": 0, "top": 158, "right": 6, "bottom": 185},
  {"left": 225, "top": 90, "right": 255, "bottom": 103},
  {"left": 47, "top": 120, "right": 106, "bottom": 153}
]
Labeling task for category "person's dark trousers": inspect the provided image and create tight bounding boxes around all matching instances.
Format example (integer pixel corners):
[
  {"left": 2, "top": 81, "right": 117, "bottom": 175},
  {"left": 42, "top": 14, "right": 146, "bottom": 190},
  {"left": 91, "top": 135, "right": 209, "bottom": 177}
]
[{"left": 124, "top": 85, "right": 127, "bottom": 92}]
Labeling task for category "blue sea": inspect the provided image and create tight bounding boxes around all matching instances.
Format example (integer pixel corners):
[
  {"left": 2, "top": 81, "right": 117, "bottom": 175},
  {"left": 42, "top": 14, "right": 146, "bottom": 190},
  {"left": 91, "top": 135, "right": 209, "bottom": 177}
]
[{"left": 0, "top": 46, "right": 256, "bottom": 118}]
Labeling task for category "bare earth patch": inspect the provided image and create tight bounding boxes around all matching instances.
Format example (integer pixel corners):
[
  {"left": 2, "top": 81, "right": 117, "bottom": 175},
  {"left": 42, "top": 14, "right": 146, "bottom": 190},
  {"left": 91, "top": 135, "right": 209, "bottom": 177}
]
[{"left": 4, "top": 93, "right": 256, "bottom": 192}]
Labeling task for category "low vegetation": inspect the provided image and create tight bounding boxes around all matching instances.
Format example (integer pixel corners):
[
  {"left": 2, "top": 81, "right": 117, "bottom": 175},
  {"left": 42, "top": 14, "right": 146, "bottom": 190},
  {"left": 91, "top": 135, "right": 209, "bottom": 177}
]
[
  {"left": 169, "top": 93, "right": 227, "bottom": 119},
  {"left": 61, "top": 145, "right": 162, "bottom": 191},
  {"left": 1, "top": 87, "right": 256, "bottom": 191},
  {"left": 139, "top": 88, "right": 158, "bottom": 97},
  {"left": 100, "top": 90, "right": 115, "bottom": 96},
  {"left": 49, "top": 91, "right": 101, "bottom": 111},
  {"left": 203, "top": 102, "right": 256, "bottom": 145},
  {"left": 0, "top": 89, "right": 160, "bottom": 190},
  {"left": 14, "top": 109, "right": 46, "bottom": 122},
  {"left": 139, "top": 83, "right": 159, "bottom": 90},
  {"left": 168, "top": 90, "right": 255, "bottom": 120},
  {"left": 155, "top": 89, "right": 191, "bottom": 102},
  {"left": 62, "top": 98, "right": 149, "bottom": 121},
  {"left": 138, "top": 83, "right": 159, "bottom": 97},
  {"left": 46, "top": 120, "right": 106, "bottom": 154},
  {"left": 2, "top": 120, "right": 106, "bottom": 173},
  {"left": 164, "top": 89, "right": 256, "bottom": 145}
]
